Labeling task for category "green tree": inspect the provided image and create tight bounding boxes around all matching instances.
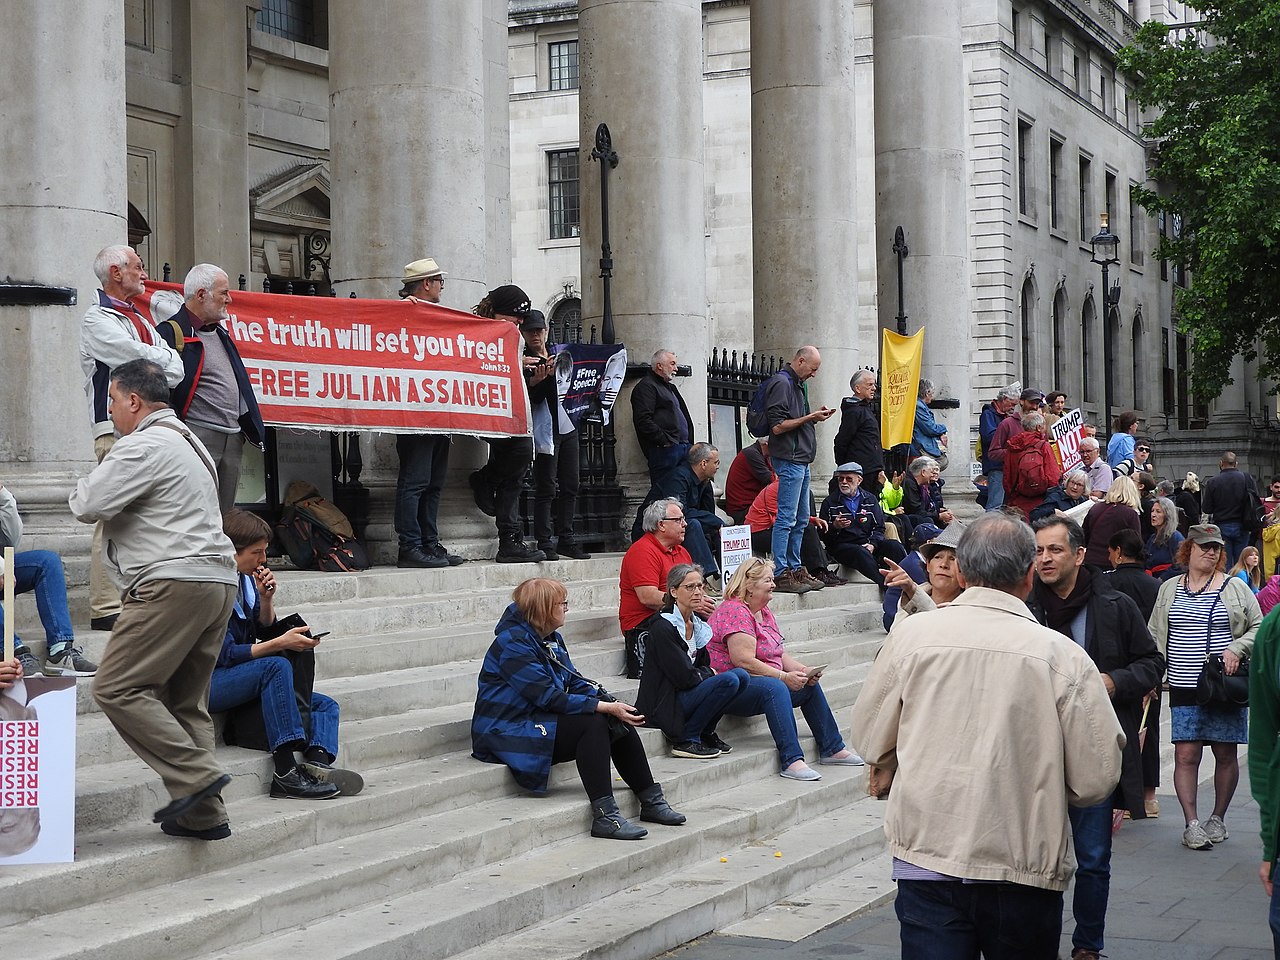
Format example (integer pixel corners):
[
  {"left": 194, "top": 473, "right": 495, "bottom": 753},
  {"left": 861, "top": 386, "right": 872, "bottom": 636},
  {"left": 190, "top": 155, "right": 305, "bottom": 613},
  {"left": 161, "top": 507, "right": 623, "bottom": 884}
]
[{"left": 1118, "top": 3, "right": 1280, "bottom": 400}]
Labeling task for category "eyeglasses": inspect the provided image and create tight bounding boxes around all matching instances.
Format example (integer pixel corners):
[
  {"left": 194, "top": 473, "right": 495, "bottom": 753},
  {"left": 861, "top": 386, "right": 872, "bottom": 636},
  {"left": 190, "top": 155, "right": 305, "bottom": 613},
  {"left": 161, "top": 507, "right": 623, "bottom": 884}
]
[
  {"left": 1194, "top": 542, "right": 1223, "bottom": 552},
  {"left": 679, "top": 582, "right": 706, "bottom": 591},
  {"left": 428, "top": 277, "right": 445, "bottom": 285},
  {"left": 559, "top": 600, "right": 570, "bottom": 610},
  {"left": 660, "top": 517, "right": 688, "bottom": 525},
  {"left": 1136, "top": 447, "right": 1151, "bottom": 453}
]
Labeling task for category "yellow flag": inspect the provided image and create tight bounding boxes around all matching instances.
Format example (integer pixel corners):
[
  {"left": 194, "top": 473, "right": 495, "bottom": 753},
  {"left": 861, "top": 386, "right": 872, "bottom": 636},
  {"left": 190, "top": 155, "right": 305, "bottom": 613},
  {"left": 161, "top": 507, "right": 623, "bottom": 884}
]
[{"left": 880, "top": 328, "right": 924, "bottom": 449}]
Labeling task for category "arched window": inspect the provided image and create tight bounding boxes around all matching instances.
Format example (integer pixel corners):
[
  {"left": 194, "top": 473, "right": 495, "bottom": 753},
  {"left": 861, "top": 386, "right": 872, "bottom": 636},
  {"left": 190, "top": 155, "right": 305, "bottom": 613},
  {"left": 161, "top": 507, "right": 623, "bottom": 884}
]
[
  {"left": 1081, "top": 295, "right": 1095, "bottom": 403},
  {"left": 550, "top": 297, "right": 582, "bottom": 344},
  {"left": 1052, "top": 288, "right": 1067, "bottom": 393},
  {"left": 1131, "top": 310, "right": 1143, "bottom": 409},
  {"left": 1020, "top": 278, "right": 1035, "bottom": 387},
  {"left": 1105, "top": 304, "right": 1120, "bottom": 419}
]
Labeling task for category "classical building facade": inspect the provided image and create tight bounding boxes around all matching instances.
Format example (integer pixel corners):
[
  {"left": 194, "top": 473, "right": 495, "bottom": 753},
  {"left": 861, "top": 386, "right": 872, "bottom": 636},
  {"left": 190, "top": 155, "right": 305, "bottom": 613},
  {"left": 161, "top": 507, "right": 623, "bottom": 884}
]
[{"left": 2, "top": 0, "right": 1275, "bottom": 561}]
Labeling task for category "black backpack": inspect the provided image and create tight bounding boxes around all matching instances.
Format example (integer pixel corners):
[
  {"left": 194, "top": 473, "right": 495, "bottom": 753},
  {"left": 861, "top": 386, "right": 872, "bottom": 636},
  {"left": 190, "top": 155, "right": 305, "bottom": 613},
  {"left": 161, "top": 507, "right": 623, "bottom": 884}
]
[
  {"left": 274, "top": 482, "right": 370, "bottom": 572},
  {"left": 746, "top": 375, "right": 777, "bottom": 439}
]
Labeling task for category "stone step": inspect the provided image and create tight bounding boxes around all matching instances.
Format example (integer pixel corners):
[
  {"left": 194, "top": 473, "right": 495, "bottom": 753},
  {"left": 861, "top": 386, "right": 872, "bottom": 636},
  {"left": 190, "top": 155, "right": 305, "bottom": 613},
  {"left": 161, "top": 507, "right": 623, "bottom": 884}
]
[{"left": 192, "top": 773, "right": 886, "bottom": 960}]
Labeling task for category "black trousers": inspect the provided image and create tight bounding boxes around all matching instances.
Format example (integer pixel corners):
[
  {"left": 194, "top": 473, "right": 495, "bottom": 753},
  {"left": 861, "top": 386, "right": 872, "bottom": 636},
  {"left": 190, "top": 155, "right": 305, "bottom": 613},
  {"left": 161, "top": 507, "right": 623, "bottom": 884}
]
[
  {"left": 551, "top": 713, "right": 654, "bottom": 802},
  {"left": 828, "top": 538, "right": 907, "bottom": 586},
  {"left": 477, "top": 436, "right": 534, "bottom": 539},
  {"left": 531, "top": 429, "right": 581, "bottom": 545}
]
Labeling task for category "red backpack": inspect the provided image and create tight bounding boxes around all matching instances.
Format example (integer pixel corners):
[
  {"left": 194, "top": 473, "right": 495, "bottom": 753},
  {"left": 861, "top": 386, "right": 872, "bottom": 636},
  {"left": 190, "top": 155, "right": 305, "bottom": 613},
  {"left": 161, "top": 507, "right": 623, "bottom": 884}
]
[{"left": 1012, "top": 441, "right": 1053, "bottom": 496}]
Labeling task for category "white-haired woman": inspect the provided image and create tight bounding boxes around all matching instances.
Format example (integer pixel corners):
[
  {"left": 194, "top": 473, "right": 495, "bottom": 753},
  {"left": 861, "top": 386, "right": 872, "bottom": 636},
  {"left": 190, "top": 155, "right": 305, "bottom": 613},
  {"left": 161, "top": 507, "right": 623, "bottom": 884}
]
[{"left": 1029, "top": 470, "right": 1091, "bottom": 522}]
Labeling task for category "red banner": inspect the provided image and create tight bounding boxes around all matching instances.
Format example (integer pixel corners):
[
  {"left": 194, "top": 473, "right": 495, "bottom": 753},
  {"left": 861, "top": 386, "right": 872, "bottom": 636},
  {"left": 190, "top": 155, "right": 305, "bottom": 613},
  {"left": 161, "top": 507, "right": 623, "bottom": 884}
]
[{"left": 137, "top": 283, "right": 531, "bottom": 437}]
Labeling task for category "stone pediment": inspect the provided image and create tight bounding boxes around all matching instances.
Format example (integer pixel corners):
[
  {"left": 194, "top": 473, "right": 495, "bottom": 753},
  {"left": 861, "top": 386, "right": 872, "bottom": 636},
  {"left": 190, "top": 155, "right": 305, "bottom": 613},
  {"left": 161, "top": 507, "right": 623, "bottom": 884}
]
[{"left": 251, "top": 161, "right": 331, "bottom": 232}]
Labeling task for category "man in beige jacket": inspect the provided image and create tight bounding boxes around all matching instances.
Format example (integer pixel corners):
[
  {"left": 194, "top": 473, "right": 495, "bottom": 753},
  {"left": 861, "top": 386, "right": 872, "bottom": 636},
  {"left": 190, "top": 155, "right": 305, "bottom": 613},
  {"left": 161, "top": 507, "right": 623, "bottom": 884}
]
[{"left": 852, "top": 511, "right": 1124, "bottom": 959}]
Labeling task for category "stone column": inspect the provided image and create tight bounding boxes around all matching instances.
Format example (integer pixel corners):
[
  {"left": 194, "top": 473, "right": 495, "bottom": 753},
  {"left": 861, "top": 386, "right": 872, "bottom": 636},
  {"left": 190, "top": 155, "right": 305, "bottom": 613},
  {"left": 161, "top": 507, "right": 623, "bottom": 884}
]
[
  {"left": 173, "top": 0, "right": 251, "bottom": 275},
  {"left": 329, "top": 4, "right": 489, "bottom": 308},
  {"left": 873, "top": 1, "right": 972, "bottom": 482},
  {"left": 750, "top": 0, "right": 859, "bottom": 480},
  {"left": 484, "top": 0, "right": 513, "bottom": 285},
  {"left": 578, "top": 0, "right": 708, "bottom": 488},
  {"left": 0, "top": 0, "right": 127, "bottom": 527}
]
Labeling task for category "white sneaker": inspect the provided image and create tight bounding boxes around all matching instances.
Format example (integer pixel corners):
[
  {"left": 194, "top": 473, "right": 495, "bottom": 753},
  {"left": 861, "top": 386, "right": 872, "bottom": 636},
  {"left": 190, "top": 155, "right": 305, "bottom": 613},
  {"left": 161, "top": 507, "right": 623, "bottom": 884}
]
[
  {"left": 1203, "top": 814, "right": 1228, "bottom": 843},
  {"left": 1182, "top": 819, "right": 1213, "bottom": 850}
]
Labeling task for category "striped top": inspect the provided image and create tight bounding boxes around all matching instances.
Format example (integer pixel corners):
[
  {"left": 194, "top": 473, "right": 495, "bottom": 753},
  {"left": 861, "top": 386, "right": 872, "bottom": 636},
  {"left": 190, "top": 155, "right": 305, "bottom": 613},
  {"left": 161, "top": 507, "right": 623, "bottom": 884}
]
[{"left": 1165, "top": 579, "right": 1233, "bottom": 689}]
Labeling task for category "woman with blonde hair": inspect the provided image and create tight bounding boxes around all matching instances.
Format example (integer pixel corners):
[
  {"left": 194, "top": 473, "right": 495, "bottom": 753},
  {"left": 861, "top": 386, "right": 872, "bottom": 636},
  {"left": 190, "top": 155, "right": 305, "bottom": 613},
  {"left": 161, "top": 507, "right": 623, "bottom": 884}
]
[
  {"left": 1149, "top": 525, "right": 1262, "bottom": 849},
  {"left": 1175, "top": 472, "right": 1202, "bottom": 536},
  {"left": 1228, "top": 546, "right": 1264, "bottom": 593},
  {"left": 1082, "top": 474, "right": 1143, "bottom": 568},
  {"left": 707, "top": 557, "right": 862, "bottom": 781},
  {"left": 472, "top": 578, "right": 685, "bottom": 840}
]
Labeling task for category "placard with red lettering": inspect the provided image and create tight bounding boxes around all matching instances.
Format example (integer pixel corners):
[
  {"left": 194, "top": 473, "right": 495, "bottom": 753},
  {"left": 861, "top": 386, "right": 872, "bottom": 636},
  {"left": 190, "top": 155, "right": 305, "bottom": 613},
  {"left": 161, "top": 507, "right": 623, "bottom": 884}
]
[
  {"left": 0, "top": 676, "right": 76, "bottom": 864},
  {"left": 720, "top": 524, "right": 753, "bottom": 582},
  {"left": 1051, "top": 407, "right": 1085, "bottom": 472},
  {"left": 137, "top": 283, "right": 531, "bottom": 438}
]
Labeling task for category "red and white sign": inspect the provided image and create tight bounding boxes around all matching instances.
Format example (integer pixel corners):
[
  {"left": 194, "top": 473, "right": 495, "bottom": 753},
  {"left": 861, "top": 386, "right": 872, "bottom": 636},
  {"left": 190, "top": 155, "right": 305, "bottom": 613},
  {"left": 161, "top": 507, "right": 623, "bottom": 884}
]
[
  {"left": 138, "top": 283, "right": 531, "bottom": 438},
  {"left": 0, "top": 678, "right": 77, "bottom": 864},
  {"left": 1051, "top": 407, "right": 1085, "bottom": 472}
]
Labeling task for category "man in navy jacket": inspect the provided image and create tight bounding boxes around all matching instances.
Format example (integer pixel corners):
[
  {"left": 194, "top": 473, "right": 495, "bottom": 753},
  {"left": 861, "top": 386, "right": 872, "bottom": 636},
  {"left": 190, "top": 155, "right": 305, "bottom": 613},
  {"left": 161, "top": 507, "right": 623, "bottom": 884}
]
[{"left": 155, "top": 264, "right": 265, "bottom": 512}]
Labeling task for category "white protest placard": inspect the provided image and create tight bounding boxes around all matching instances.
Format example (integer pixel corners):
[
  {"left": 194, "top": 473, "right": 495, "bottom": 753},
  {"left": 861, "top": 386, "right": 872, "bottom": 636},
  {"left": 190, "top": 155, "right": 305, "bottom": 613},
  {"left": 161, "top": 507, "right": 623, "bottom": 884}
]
[
  {"left": 0, "top": 675, "right": 77, "bottom": 864},
  {"left": 1051, "top": 407, "right": 1085, "bottom": 472},
  {"left": 720, "top": 524, "right": 753, "bottom": 582}
]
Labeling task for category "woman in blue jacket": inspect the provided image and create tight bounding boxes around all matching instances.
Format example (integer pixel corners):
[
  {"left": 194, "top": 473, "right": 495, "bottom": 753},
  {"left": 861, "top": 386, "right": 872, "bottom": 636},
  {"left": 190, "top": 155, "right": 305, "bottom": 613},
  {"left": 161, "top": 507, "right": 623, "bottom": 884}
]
[
  {"left": 472, "top": 577, "right": 685, "bottom": 840},
  {"left": 910, "top": 379, "right": 948, "bottom": 464}
]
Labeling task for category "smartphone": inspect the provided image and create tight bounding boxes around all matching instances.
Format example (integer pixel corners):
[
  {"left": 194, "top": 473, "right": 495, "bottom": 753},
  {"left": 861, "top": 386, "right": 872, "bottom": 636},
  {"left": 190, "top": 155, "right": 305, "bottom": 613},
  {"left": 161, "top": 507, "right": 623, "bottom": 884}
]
[
  {"left": 805, "top": 663, "right": 829, "bottom": 680},
  {"left": 310, "top": 631, "right": 331, "bottom": 640}
]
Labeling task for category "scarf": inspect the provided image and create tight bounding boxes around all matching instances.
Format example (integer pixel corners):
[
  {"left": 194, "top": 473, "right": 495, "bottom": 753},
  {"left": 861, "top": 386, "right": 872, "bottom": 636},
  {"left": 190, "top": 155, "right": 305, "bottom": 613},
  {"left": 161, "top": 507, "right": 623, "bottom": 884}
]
[{"left": 1034, "top": 564, "right": 1094, "bottom": 638}]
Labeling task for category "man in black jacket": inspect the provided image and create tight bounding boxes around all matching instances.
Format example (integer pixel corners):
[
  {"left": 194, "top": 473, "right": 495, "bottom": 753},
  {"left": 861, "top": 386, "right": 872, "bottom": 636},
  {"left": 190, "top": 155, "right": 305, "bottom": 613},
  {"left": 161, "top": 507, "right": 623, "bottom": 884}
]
[
  {"left": 1028, "top": 515, "right": 1164, "bottom": 960},
  {"left": 632, "top": 443, "right": 724, "bottom": 583},
  {"left": 630, "top": 349, "right": 695, "bottom": 484},
  {"left": 833, "top": 369, "right": 884, "bottom": 495},
  {"left": 155, "top": 263, "right": 266, "bottom": 513},
  {"left": 1201, "top": 450, "right": 1260, "bottom": 564}
]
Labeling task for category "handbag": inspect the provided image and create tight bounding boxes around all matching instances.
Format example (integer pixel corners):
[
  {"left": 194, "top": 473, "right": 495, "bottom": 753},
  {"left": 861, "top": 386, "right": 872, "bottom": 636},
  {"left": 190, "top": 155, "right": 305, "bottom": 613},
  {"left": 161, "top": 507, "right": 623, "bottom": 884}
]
[
  {"left": 542, "top": 640, "right": 631, "bottom": 742},
  {"left": 1195, "top": 653, "right": 1249, "bottom": 708}
]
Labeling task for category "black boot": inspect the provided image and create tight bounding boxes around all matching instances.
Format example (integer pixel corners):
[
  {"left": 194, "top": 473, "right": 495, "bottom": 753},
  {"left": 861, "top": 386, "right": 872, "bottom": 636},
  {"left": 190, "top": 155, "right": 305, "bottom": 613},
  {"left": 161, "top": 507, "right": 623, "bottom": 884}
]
[
  {"left": 559, "top": 541, "right": 592, "bottom": 560},
  {"left": 496, "top": 536, "right": 545, "bottom": 563},
  {"left": 590, "top": 795, "right": 648, "bottom": 840},
  {"left": 536, "top": 540, "right": 560, "bottom": 561},
  {"left": 637, "top": 782, "right": 686, "bottom": 826}
]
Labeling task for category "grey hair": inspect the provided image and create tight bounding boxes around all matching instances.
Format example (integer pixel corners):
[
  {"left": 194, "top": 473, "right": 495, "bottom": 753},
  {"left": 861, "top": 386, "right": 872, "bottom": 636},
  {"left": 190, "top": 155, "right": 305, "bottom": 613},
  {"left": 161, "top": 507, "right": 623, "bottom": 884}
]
[
  {"left": 1079, "top": 436, "right": 1100, "bottom": 452},
  {"left": 918, "top": 378, "right": 935, "bottom": 399},
  {"left": 184, "top": 263, "right": 227, "bottom": 301},
  {"left": 1022, "top": 412, "right": 1046, "bottom": 432},
  {"left": 110, "top": 359, "right": 171, "bottom": 405},
  {"left": 688, "top": 442, "right": 718, "bottom": 467},
  {"left": 1156, "top": 480, "right": 1176, "bottom": 498},
  {"left": 955, "top": 512, "right": 1036, "bottom": 592},
  {"left": 662, "top": 562, "right": 705, "bottom": 607},
  {"left": 997, "top": 382, "right": 1022, "bottom": 402},
  {"left": 642, "top": 497, "right": 683, "bottom": 533},
  {"left": 1151, "top": 496, "right": 1180, "bottom": 546},
  {"left": 650, "top": 349, "right": 674, "bottom": 369},
  {"left": 1063, "top": 469, "right": 1089, "bottom": 489},
  {"left": 908, "top": 455, "right": 939, "bottom": 478},
  {"left": 849, "top": 369, "right": 877, "bottom": 392},
  {"left": 93, "top": 245, "right": 133, "bottom": 285}
]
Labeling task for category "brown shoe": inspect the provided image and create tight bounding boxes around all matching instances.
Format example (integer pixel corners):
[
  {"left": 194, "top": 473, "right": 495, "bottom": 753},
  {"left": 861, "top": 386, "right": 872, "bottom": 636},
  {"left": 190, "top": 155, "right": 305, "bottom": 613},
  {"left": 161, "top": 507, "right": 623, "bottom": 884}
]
[
  {"left": 773, "top": 570, "right": 812, "bottom": 594},
  {"left": 815, "top": 568, "right": 848, "bottom": 587},
  {"left": 799, "top": 569, "right": 826, "bottom": 590}
]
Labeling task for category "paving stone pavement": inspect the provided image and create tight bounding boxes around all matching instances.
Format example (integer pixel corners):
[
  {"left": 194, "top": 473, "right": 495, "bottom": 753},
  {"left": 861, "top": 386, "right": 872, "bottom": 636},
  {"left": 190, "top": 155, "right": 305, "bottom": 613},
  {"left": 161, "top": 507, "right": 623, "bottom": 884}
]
[{"left": 663, "top": 772, "right": 1274, "bottom": 959}]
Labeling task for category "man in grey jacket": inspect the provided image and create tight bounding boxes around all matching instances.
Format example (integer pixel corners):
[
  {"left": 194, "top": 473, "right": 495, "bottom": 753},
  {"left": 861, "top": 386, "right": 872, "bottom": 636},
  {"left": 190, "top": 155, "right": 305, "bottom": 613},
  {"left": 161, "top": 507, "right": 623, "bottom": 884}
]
[
  {"left": 69, "top": 359, "right": 238, "bottom": 841},
  {"left": 79, "top": 245, "right": 183, "bottom": 631}
]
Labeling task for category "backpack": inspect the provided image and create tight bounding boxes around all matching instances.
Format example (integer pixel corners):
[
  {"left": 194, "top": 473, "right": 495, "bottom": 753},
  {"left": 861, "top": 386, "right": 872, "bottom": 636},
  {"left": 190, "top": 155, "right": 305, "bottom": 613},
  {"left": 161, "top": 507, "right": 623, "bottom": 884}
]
[
  {"left": 274, "top": 481, "right": 370, "bottom": 572},
  {"left": 746, "top": 376, "right": 776, "bottom": 439},
  {"left": 1012, "top": 442, "right": 1052, "bottom": 496}
]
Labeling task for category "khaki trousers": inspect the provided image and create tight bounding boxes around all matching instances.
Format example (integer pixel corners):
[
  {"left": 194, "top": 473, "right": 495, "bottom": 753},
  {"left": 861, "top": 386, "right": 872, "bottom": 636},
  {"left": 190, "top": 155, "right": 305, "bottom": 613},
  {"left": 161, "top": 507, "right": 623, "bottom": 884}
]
[
  {"left": 89, "top": 434, "right": 122, "bottom": 620},
  {"left": 93, "top": 578, "right": 237, "bottom": 829}
]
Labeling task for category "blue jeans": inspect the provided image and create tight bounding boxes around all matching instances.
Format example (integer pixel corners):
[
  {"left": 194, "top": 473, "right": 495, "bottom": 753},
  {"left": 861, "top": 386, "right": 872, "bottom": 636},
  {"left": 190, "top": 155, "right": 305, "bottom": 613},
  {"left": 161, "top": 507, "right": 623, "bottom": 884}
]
[
  {"left": 724, "top": 675, "right": 844, "bottom": 767},
  {"left": 985, "top": 469, "right": 1005, "bottom": 511},
  {"left": 645, "top": 443, "right": 690, "bottom": 486},
  {"left": 772, "top": 459, "right": 810, "bottom": 571},
  {"left": 394, "top": 433, "right": 451, "bottom": 549},
  {"left": 1067, "top": 800, "right": 1112, "bottom": 952},
  {"left": 682, "top": 517, "right": 721, "bottom": 576},
  {"left": 676, "top": 668, "right": 749, "bottom": 741},
  {"left": 0, "top": 550, "right": 75, "bottom": 653},
  {"left": 895, "top": 878, "right": 1063, "bottom": 959},
  {"left": 1218, "top": 521, "right": 1248, "bottom": 566},
  {"left": 209, "top": 656, "right": 340, "bottom": 758}
]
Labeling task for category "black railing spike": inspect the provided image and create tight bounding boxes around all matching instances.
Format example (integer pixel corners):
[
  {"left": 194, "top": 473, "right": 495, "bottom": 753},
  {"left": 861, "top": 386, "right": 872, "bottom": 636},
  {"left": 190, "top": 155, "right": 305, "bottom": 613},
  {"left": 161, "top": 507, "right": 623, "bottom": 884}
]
[
  {"left": 307, "top": 283, "right": 316, "bottom": 296},
  {"left": 263, "top": 278, "right": 271, "bottom": 293},
  {"left": 350, "top": 291, "right": 357, "bottom": 298},
  {"left": 589, "top": 324, "right": 598, "bottom": 345},
  {"left": 709, "top": 346, "right": 718, "bottom": 370},
  {"left": 285, "top": 281, "right": 294, "bottom": 295},
  {"left": 238, "top": 274, "right": 247, "bottom": 291},
  {"left": 330, "top": 286, "right": 337, "bottom": 297}
]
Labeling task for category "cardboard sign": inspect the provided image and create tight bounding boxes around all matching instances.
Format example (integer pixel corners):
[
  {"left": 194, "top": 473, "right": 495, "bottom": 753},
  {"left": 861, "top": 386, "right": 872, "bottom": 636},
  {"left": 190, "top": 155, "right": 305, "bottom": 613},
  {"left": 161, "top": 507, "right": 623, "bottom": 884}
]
[
  {"left": 1051, "top": 407, "right": 1085, "bottom": 472},
  {"left": 0, "top": 676, "right": 77, "bottom": 864},
  {"left": 719, "top": 525, "right": 753, "bottom": 582}
]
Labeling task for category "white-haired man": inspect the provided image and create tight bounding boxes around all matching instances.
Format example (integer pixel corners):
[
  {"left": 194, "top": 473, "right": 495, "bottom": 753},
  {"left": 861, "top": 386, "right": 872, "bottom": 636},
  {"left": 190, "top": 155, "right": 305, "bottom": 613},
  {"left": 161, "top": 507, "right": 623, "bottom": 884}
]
[
  {"left": 1078, "top": 436, "right": 1113, "bottom": 500},
  {"left": 80, "top": 244, "right": 184, "bottom": 630},
  {"left": 155, "top": 263, "right": 265, "bottom": 513}
]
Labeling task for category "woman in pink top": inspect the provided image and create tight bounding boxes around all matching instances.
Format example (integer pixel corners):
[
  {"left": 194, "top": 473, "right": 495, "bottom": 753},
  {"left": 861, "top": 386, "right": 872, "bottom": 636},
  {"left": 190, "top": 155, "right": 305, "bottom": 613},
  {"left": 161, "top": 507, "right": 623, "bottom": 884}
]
[{"left": 708, "top": 557, "right": 862, "bottom": 781}]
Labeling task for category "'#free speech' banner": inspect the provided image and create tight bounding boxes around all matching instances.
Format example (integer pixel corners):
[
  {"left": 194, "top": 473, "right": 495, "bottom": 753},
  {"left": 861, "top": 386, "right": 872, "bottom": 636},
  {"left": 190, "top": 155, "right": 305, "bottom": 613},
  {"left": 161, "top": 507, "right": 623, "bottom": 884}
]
[{"left": 137, "top": 283, "right": 531, "bottom": 438}]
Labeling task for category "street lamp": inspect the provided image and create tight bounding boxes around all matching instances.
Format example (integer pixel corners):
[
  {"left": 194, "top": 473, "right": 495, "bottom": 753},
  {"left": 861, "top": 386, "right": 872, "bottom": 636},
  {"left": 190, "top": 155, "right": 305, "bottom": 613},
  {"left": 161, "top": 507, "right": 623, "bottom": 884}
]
[{"left": 1089, "top": 212, "right": 1121, "bottom": 429}]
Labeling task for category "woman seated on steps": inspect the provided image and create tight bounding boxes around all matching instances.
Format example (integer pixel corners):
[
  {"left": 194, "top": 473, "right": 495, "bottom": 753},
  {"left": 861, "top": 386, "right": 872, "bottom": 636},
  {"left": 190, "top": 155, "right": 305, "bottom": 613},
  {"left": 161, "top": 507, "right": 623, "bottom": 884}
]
[
  {"left": 471, "top": 577, "right": 686, "bottom": 841},
  {"left": 203, "top": 510, "right": 362, "bottom": 826}
]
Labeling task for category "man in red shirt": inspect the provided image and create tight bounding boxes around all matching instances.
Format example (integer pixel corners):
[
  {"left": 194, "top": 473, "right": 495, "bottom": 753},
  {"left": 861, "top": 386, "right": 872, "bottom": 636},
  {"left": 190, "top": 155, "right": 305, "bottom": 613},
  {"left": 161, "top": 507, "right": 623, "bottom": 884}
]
[
  {"left": 725, "top": 437, "right": 773, "bottom": 524},
  {"left": 619, "top": 497, "right": 714, "bottom": 678}
]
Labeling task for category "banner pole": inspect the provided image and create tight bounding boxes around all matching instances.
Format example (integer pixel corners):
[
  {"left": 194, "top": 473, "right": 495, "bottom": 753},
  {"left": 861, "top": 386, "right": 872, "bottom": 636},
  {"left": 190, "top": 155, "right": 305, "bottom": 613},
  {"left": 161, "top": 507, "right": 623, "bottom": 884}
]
[{"left": 4, "top": 546, "right": 14, "bottom": 662}]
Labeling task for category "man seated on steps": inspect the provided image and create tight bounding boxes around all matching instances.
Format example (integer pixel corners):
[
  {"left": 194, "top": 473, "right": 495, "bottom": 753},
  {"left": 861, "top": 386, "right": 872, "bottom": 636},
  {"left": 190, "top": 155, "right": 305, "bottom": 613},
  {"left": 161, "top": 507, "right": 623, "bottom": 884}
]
[
  {"left": 0, "top": 481, "right": 98, "bottom": 678},
  {"left": 207, "top": 509, "right": 363, "bottom": 814}
]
